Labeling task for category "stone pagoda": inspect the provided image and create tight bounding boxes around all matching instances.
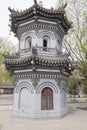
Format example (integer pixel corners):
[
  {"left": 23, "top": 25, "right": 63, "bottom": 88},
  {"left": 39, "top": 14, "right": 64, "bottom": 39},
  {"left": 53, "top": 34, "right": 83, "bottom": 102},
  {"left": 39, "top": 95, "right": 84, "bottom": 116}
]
[{"left": 4, "top": 0, "right": 75, "bottom": 118}]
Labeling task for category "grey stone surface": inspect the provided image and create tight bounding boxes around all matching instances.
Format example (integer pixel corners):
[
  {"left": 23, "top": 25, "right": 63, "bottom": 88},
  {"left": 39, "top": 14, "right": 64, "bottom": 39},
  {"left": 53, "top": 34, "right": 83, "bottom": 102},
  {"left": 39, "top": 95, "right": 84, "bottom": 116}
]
[
  {"left": 13, "top": 78, "right": 68, "bottom": 118},
  {"left": 0, "top": 95, "right": 87, "bottom": 130}
]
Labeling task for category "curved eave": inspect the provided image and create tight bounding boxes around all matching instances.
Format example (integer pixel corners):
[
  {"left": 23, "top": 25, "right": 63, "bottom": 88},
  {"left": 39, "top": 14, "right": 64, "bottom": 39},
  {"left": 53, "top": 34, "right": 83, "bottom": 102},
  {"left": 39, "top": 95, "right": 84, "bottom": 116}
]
[
  {"left": 4, "top": 56, "right": 74, "bottom": 73},
  {"left": 9, "top": 5, "right": 72, "bottom": 34},
  {"left": 9, "top": 5, "right": 65, "bottom": 18},
  {"left": 4, "top": 54, "right": 19, "bottom": 59}
]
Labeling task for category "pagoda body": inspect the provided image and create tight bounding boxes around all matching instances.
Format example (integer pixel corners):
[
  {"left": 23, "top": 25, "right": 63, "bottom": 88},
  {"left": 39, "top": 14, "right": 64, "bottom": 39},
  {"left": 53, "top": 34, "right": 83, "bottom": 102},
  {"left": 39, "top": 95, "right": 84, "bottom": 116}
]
[{"left": 4, "top": 1, "right": 75, "bottom": 118}]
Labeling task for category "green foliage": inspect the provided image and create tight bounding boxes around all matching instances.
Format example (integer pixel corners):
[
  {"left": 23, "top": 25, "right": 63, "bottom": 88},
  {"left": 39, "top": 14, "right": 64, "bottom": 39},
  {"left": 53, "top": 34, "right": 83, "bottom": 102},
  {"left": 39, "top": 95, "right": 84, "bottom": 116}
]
[
  {"left": 56, "top": 0, "right": 87, "bottom": 94},
  {"left": 68, "top": 72, "right": 79, "bottom": 96},
  {"left": 56, "top": 0, "right": 87, "bottom": 56},
  {"left": 85, "top": 99, "right": 87, "bottom": 102},
  {"left": 0, "top": 37, "right": 18, "bottom": 85},
  {"left": 70, "top": 99, "right": 78, "bottom": 103},
  {"left": 78, "top": 42, "right": 87, "bottom": 94},
  {"left": 82, "top": 80, "right": 87, "bottom": 95},
  {"left": 0, "top": 51, "right": 13, "bottom": 85}
]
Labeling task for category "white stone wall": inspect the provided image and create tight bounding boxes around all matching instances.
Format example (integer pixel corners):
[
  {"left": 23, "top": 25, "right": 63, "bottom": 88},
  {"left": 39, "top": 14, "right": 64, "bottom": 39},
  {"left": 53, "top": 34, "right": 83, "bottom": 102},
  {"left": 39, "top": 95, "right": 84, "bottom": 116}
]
[
  {"left": 13, "top": 78, "right": 68, "bottom": 118},
  {"left": 19, "top": 29, "right": 62, "bottom": 54}
]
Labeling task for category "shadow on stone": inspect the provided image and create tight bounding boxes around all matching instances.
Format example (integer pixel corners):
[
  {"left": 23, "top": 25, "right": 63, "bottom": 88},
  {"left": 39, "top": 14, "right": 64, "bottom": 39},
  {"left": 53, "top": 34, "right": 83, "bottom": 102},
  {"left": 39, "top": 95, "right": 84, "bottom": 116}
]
[{"left": 77, "top": 107, "right": 87, "bottom": 111}]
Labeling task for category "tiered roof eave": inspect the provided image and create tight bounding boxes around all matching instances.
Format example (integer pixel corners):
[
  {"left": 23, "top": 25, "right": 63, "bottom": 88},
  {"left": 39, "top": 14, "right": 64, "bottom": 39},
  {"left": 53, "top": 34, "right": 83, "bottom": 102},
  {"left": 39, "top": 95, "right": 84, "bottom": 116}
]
[
  {"left": 8, "top": 3, "right": 72, "bottom": 35},
  {"left": 4, "top": 52, "right": 75, "bottom": 74}
]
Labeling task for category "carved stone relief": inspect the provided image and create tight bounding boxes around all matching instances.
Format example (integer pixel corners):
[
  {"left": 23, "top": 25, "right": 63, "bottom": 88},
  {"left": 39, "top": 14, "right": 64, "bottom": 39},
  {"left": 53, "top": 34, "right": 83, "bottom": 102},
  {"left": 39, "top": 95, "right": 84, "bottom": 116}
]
[
  {"left": 37, "top": 30, "right": 55, "bottom": 40},
  {"left": 31, "top": 78, "right": 40, "bottom": 89}
]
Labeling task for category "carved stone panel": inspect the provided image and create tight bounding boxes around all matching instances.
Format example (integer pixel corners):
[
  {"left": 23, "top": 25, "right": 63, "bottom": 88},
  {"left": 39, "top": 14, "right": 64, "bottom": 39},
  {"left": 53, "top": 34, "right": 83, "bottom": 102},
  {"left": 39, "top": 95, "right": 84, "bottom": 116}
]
[{"left": 31, "top": 78, "right": 40, "bottom": 89}]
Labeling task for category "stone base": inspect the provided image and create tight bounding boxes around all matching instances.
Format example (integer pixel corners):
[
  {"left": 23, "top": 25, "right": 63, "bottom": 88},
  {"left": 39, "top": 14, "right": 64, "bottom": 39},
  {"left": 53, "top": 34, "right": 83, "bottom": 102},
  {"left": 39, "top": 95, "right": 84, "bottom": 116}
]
[{"left": 13, "top": 108, "right": 68, "bottom": 119}]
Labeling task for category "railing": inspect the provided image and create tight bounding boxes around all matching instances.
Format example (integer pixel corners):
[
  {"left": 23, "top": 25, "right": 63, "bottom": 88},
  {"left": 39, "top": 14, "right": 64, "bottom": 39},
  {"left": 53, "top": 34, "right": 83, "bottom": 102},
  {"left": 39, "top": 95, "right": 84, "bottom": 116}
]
[
  {"left": 20, "top": 46, "right": 60, "bottom": 54},
  {"left": 4, "top": 53, "right": 20, "bottom": 59},
  {"left": 20, "top": 48, "right": 32, "bottom": 54},
  {"left": 37, "top": 46, "right": 57, "bottom": 53},
  {"left": 19, "top": 46, "right": 70, "bottom": 58}
]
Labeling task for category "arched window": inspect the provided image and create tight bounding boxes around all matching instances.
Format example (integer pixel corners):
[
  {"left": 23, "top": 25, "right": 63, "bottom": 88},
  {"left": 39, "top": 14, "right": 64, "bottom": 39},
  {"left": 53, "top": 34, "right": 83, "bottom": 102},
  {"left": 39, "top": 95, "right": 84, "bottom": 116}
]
[
  {"left": 43, "top": 39, "right": 47, "bottom": 48},
  {"left": 41, "top": 87, "right": 53, "bottom": 110},
  {"left": 25, "top": 37, "right": 32, "bottom": 49},
  {"left": 57, "top": 40, "right": 61, "bottom": 52},
  {"left": 43, "top": 36, "right": 49, "bottom": 51}
]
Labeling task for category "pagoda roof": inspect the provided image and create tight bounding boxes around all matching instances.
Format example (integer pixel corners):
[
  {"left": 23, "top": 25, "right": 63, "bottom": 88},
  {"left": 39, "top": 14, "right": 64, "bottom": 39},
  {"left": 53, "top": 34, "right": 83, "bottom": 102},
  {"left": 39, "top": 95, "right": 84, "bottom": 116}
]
[
  {"left": 9, "top": 2, "right": 72, "bottom": 34},
  {"left": 4, "top": 53, "right": 74, "bottom": 73}
]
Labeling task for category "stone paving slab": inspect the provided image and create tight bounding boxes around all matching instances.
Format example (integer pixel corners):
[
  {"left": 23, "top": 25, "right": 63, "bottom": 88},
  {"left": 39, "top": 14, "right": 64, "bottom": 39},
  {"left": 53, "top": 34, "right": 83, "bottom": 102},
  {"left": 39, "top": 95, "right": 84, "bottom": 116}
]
[
  {"left": 0, "top": 94, "right": 13, "bottom": 105},
  {"left": 0, "top": 104, "right": 87, "bottom": 130},
  {"left": 0, "top": 95, "right": 87, "bottom": 130}
]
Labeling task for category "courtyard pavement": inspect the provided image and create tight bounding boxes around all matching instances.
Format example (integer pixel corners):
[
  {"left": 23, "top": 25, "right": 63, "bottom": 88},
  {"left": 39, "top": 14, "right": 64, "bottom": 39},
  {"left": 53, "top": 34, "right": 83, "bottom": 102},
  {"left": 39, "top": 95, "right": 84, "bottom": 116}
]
[{"left": 0, "top": 95, "right": 87, "bottom": 130}]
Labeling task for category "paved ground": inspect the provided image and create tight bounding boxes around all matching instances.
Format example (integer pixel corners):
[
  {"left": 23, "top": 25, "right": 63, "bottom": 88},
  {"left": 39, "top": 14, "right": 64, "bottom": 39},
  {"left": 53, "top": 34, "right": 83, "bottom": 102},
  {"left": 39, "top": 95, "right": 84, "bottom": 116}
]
[{"left": 0, "top": 95, "right": 87, "bottom": 130}]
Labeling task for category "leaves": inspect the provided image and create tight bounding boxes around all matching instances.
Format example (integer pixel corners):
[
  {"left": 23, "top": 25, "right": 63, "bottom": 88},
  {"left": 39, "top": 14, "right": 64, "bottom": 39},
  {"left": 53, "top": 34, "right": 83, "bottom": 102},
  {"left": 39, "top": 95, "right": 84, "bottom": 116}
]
[
  {"left": 67, "top": 70, "right": 79, "bottom": 96},
  {"left": 56, "top": 0, "right": 87, "bottom": 94},
  {"left": 0, "top": 37, "right": 18, "bottom": 85},
  {"left": 56, "top": 0, "right": 87, "bottom": 60}
]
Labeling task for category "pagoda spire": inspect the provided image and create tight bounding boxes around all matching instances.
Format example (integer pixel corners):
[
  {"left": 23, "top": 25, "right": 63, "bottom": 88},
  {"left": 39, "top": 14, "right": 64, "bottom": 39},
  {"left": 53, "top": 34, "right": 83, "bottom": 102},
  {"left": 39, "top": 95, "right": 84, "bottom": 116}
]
[{"left": 34, "top": 0, "right": 37, "bottom": 5}]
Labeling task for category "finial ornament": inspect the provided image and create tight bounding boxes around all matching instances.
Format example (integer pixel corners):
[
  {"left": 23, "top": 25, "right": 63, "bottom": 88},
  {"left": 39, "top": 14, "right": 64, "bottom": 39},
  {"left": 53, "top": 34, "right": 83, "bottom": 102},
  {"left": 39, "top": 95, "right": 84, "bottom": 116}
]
[
  {"left": 34, "top": 0, "right": 37, "bottom": 5},
  {"left": 63, "top": 2, "right": 67, "bottom": 9}
]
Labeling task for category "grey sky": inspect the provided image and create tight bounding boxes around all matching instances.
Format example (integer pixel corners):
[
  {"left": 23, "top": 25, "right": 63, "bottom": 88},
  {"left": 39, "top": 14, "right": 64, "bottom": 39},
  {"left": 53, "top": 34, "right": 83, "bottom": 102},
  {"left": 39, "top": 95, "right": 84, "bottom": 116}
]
[{"left": 0, "top": 0, "right": 57, "bottom": 44}]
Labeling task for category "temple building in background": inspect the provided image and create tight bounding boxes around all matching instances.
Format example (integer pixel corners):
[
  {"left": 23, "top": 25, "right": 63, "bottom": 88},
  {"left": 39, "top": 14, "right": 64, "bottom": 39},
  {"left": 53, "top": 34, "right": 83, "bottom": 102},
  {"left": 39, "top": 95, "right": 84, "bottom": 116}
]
[{"left": 4, "top": 0, "right": 75, "bottom": 118}]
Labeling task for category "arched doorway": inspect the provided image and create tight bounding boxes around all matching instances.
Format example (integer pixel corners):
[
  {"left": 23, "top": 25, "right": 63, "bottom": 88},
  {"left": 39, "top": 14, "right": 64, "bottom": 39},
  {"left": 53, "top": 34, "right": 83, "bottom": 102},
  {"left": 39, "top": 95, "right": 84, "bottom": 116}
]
[
  {"left": 41, "top": 87, "right": 53, "bottom": 110},
  {"left": 19, "top": 87, "right": 29, "bottom": 110}
]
